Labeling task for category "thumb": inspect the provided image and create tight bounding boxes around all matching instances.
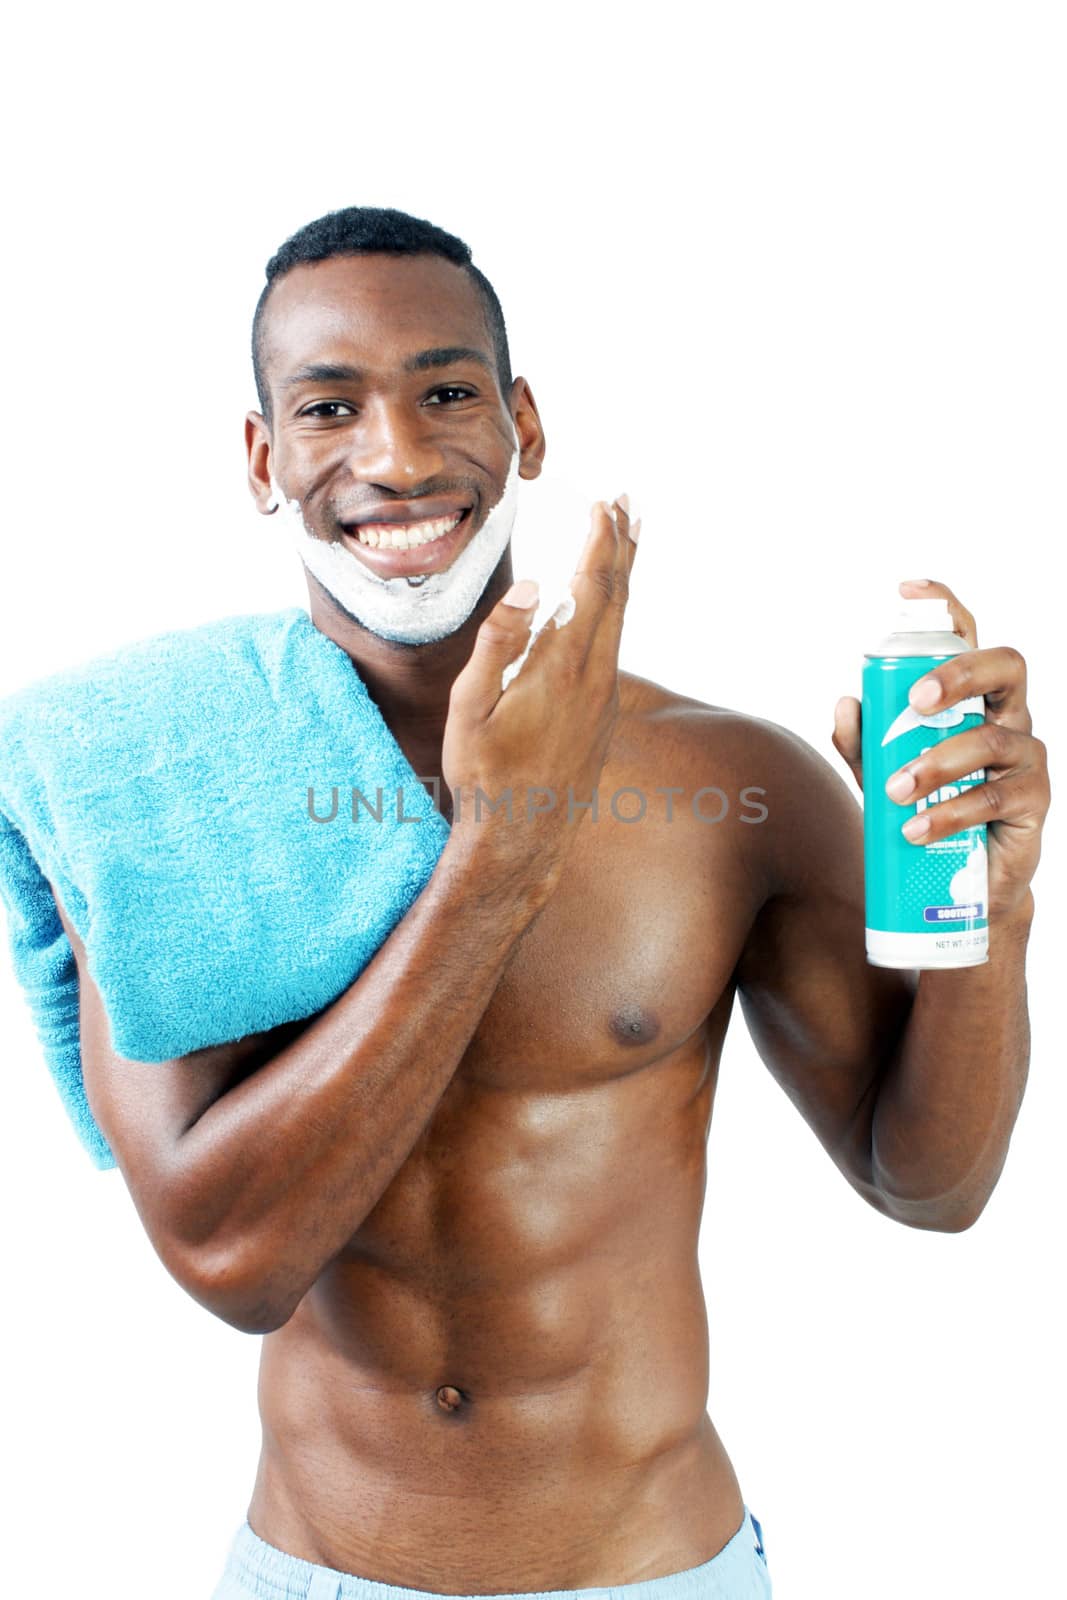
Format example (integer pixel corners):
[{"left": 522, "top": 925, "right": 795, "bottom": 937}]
[
  {"left": 449, "top": 579, "right": 540, "bottom": 724},
  {"left": 832, "top": 695, "right": 864, "bottom": 792}
]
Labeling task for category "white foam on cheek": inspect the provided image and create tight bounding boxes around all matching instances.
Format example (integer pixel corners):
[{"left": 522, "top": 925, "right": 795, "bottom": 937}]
[{"left": 267, "top": 420, "right": 523, "bottom": 645}]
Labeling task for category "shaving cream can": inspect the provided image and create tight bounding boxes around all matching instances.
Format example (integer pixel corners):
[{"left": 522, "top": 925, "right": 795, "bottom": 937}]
[{"left": 862, "top": 597, "right": 989, "bottom": 968}]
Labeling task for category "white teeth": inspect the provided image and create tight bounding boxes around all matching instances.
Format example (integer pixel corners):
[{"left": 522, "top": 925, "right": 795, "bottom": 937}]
[{"left": 354, "top": 511, "right": 464, "bottom": 550}]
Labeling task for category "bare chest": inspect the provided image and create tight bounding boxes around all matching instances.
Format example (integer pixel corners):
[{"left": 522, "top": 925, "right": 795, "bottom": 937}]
[
  {"left": 455, "top": 777, "right": 757, "bottom": 1095},
  {"left": 279, "top": 699, "right": 764, "bottom": 1095},
  {"left": 330, "top": 717, "right": 763, "bottom": 1275}
]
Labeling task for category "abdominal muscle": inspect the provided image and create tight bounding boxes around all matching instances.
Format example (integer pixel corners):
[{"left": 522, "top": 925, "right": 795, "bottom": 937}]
[{"left": 245, "top": 1048, "right": 746, "bottom": 1592}]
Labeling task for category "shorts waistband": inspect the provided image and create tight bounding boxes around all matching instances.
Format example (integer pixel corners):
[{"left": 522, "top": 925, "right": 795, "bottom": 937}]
[{"left": 218, "top": 1506, "right": 768, "bottom": 1600}]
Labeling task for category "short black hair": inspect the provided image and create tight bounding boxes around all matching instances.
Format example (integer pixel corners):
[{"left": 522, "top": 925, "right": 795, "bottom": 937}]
[{"left": 251, "top": 205, "right": 512, "bottom": 429}]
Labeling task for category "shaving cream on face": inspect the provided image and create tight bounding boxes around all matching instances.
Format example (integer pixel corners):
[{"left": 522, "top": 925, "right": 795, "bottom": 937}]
[{"left": 267, "top": 422, "right": 522, "bottom": 645}]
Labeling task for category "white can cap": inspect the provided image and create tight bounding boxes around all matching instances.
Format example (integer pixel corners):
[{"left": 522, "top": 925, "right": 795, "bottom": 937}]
[{"left": 893, "top": 597, "right": 954, "bottom": 632}]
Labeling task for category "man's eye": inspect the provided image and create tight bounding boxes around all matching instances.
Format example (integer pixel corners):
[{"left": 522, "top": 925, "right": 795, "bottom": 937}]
[
  {"left": 425, "top": 386, "right": 476, "bottom": 404},
  {"left": 300, "top": 401, "right": 356, "bottom": 419}
]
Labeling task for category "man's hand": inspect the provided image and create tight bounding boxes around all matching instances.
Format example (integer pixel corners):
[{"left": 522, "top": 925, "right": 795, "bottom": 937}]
[
  {"left": 442, "top": 494, "right": 640, "bottom": 901},
  {"left": 832, "top": 578, "right": 1051, "bottom": 922}
]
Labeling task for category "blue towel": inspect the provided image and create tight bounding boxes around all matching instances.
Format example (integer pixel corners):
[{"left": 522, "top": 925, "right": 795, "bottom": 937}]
[{"left": 0, "top": 605, "right": 452, "bottom": 1171}]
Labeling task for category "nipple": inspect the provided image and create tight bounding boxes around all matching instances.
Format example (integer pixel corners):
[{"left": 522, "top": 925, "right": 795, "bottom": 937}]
[{"left": 610, "top": 1004, "right": 661, "bottom": 1047}]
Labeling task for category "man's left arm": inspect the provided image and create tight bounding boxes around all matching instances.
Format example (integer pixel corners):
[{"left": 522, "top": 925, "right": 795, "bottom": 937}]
[{"left": 732, "top": 578, "right": 1050, "bottom": 1232}]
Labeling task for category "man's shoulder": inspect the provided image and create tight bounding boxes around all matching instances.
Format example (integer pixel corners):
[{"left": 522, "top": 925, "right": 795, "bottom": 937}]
[
  {"left": 617, "top": 668, "right": 813, "bottom": 771},
  {"left": 615, "top": 669, "right": 860, "bottom": 853},
  {"left": 0, "top": 607, "right": 307, "bottom": 725}
]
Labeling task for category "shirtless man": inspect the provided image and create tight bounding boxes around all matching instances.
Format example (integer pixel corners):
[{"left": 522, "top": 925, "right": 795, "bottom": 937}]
[{"left": 47, "top": 207, "right": 1048, "bottom": 1596}]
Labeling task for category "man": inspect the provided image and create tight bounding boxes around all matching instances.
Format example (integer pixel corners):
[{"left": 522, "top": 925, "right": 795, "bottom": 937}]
[{"left": 46, "top": 206, "right": 1048, "bottom": 1598}]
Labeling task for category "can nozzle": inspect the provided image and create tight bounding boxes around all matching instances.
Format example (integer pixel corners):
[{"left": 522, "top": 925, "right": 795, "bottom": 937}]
[{"left": 894, "top": 597, "right": 954, "bottom": 631}]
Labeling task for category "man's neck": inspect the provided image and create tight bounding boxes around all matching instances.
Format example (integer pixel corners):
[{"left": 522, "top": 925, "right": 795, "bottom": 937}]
[{"left": 304, "top": 557, "right": 515, "bottom": 755}]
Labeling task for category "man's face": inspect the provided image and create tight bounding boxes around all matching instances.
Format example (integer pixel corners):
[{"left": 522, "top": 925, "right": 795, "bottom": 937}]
[{"left": 248, "top": 253, "right": 538, "bottom": 587}]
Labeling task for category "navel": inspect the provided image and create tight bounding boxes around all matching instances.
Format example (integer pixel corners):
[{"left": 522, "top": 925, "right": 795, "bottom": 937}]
[{"left": 435, "top": 1384, "right": 467, "bottom": 1413}]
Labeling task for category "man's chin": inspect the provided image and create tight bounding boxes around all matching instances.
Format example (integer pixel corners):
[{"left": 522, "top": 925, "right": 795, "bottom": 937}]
[{"left": 307, "top": 572, "right": 460, "bottom": 648}]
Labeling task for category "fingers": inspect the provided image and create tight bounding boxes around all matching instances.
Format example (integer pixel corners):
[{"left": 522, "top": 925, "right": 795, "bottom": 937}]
[
  {"left": 895, "top": 768, "right": 1047, "bottom": 846},
  {"left": 569, "top": 495, "right": 640, "bottom": 672},
  {"left": 449, "top": 578, "right": 541, "bottom": 724},
  {"left": 906, "top": 644, "right": 1032, "bottom": 736},
  {"left": 491, "top": 494, "right": 640, "bottom": 692},
  {"left": 883, "top": 722, "right": 1043, "bottom": 810},
  {"left": 898, "top": 579, "right": 978, "bottom": 648},
  {"left": 832, "top": 695, "right": 864, "bottom": 790},
  {"left": 881, "top": 715, "right": 1049, "bottom": 871}
]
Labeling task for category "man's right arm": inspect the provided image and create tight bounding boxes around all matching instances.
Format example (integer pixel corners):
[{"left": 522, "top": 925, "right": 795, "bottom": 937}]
[
  {"left": 59, "top": 495, "right": 638, "bottom": 1336},
  {"left": 58, "top": 833, "right": 550, "bottom": 1337}
]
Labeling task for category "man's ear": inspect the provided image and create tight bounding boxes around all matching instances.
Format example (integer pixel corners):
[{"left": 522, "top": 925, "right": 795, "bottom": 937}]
[
  {"left": 511, "top": 377, "right": 546, "bottom": 481},
  {"left": 245, "top": 412, "right": 275, "bottom": 512}
]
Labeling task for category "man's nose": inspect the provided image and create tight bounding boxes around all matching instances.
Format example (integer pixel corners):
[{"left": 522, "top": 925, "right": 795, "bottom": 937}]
[{"left": 347, "top": 398, "right": 446, "bottom": 486}]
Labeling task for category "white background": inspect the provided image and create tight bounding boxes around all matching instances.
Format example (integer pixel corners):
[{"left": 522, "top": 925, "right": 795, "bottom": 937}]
[{"left": 1, "top": 3, "right": 1063, "bottom": 1596}]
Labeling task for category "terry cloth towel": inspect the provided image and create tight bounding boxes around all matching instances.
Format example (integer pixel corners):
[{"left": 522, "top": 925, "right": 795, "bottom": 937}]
[{"left": 0, "top": 606, "right": 452, "bottom": 1171}]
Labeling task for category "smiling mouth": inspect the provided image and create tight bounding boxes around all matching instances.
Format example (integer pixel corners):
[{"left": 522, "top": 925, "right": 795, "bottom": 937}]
[
  {"left": 349, "top": 509, "right": 467, "bottom": 550},
  {"left": 339, "top": 506, "right": 475, "bottom": 577}
]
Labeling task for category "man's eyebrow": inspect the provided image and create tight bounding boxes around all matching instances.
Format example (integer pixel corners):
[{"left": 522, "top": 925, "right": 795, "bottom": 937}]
[
  {"left": 404, "top": 346, "right": 494, "bottom": 375},
  {"left": 281, "top": 347, "right": 494, "bottom": 390}
]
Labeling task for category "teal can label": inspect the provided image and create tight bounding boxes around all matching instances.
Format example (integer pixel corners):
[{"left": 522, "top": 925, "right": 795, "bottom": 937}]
[{"left": 862, "top": 653, "right": 989, "bottom": 968}]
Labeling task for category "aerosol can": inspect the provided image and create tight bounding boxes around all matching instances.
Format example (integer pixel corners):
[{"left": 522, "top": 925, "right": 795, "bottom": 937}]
[{"left": 862, "top": 597, "right": 989, "bottom": 968}]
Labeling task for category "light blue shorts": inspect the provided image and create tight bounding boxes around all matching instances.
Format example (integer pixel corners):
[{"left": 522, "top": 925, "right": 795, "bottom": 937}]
[{"left": 211, "top": 1506, "right": 771, "bottom": 1599}]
